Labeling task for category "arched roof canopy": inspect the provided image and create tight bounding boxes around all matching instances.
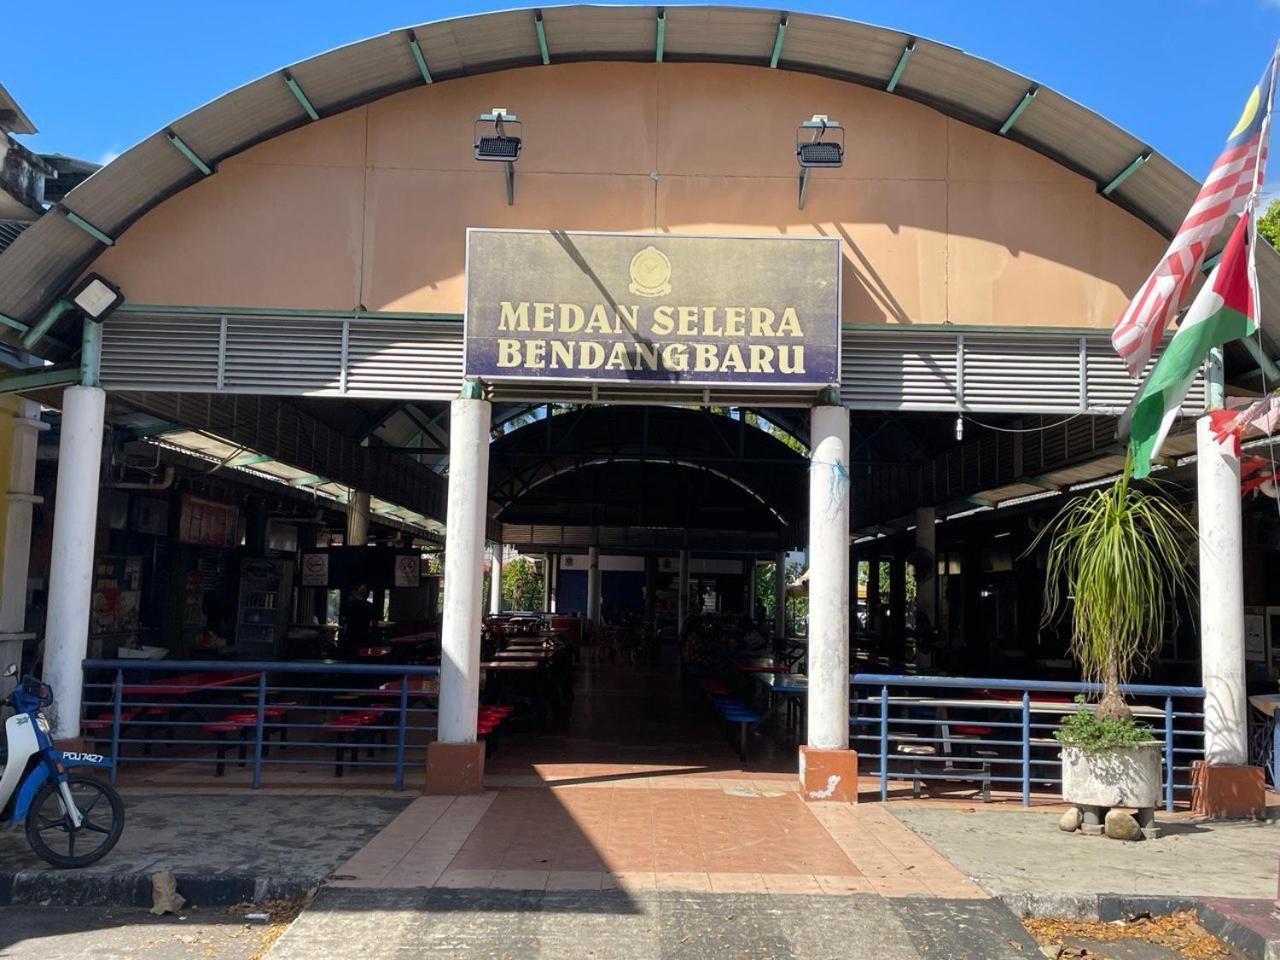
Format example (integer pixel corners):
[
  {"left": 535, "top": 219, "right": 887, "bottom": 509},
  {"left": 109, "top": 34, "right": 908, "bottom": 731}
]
[
  {"left": 487, "top": 405, "right": 808, "bottom": 531},
  {"left": 3, "top": 4, "right": 1278, "bottom": 359}
]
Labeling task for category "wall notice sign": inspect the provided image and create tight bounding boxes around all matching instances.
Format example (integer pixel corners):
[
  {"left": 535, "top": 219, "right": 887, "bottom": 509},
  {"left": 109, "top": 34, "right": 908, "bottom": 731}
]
[
  {"left": 301, "top": 553, "right": 329, "bottom": 587},
  {"left": 465, "top": 230, "right": 841, "bottom": 387},
  {"left": 394, "top": 555, "right": 421, "bottom": 588}
]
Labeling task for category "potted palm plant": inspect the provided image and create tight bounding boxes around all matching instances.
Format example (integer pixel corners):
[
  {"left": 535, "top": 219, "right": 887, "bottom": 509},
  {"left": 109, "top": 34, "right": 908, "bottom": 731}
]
[{"left": 1031, "top": 461, "right": 1195, "bottom": 837}]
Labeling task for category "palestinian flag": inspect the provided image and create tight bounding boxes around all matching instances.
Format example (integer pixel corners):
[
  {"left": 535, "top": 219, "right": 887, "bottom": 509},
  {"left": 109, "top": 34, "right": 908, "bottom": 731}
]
[{"left": 1128, "top": 215, "right": 1256, "bottom": 478}]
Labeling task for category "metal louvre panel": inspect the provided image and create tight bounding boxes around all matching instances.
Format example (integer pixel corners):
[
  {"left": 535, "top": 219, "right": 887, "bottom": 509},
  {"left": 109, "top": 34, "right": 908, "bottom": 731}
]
[
  {"left": 100, "top": 314, "right": 222, "bottom": 390},
  {"left": 841, "top": 333, "right": 958, "bottom": 410},
  {"left": 1084, "top": 335, "right": 1206, "bottom": 416},
  {"left": 223, "top": 316, "right": 343, "bottom": 393},
  {"left": 963, "top": 334, "right": 1080, "bottom": 413},
  {"left": 345, "top": 320, "right": 464, "bottom": 399}
]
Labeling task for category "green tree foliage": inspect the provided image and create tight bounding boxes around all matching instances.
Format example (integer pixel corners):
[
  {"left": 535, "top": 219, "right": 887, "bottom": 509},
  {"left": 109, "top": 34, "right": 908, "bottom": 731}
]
[
  {"left": 753, "top": 560, "right": 809, "bottom": 633},
  {"left": 502, "top": 555, "right": 544, "bottom": 611},
  {"left": 1030, "top": 464, "right": 1195, "bottom": 721},
  {"left": 1258, "top": 197, "right": 1280, "bottom": 250}
]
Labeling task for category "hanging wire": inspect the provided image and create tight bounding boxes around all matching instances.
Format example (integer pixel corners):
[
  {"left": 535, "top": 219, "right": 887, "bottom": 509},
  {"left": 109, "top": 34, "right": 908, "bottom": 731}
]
[{"left": 959, "top": 413, "right": 1084, "bottom": 435}]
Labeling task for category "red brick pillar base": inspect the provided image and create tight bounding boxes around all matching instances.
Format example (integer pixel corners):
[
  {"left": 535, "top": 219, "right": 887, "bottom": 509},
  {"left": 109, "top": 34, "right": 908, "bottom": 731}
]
[
  {"left": 1191, "top": 761, "right": 1265, "bottom": 819},
  {"left": 799, "top": 746, "right": 859, "bottom": 802},
  {"left": 426, "top": 741, "right": 486, "bottom": 795}
]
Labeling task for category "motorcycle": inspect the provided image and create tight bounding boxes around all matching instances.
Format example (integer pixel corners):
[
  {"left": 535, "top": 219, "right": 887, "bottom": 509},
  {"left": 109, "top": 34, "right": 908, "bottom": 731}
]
[{"left": 0, "top": 663, "right": 124, "bottom": 867}]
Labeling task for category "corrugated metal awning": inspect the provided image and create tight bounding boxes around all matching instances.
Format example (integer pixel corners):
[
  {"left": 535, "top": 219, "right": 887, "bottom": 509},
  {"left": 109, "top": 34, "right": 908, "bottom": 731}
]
[{"left": 2, "top": 4, "right": 1276, "bottom": 361}]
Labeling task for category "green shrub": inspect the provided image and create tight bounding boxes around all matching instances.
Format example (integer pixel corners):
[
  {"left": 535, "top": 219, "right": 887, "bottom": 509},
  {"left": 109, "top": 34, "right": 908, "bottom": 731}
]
[{"left": 1054, "top": 696, "right": 1155, "bottom": 752}]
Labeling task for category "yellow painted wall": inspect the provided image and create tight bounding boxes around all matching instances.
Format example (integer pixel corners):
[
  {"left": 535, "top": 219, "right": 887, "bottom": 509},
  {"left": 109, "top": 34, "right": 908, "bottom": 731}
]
[{"left": 88, "top": 62, "right": 1166, "bottom": 330}]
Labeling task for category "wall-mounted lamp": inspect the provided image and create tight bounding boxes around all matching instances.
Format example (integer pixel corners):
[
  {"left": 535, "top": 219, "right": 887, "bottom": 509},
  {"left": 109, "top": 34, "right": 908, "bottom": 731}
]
[
  {"left": 474, "top": 108, "right": 523, "bottom": 206},
  {"left": 69, "top": 273, "right": 124, "bottom": 323},
  {"left": 796, "top": 114, "right": 844, "bottom": 210}
]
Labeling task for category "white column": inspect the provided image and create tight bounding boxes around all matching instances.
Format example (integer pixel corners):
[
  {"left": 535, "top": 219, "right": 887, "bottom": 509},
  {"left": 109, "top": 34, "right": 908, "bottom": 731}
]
[
  {"left": 0, "top": 399, "right": 44, "bottom": 696},
  {"left": 541, "top": 553, "right": 551, "bottom": 611},
  {"left": 914, "top": 506, "right": 937, "bottom": 631},
  {"left": 807, "top": 404, "right": 851, "bottom": 751},
  {"left": 438, "top": 397, "right": 491, "bottom": 744},
  {"left": 346, "top": 490, "right": 371, "bottom": 546},
  {"left": 489, "top": 542, "right": 503, "bottom": 614},
  {"left": 774, "top": 548, "right": 787, "bottom": 641},
  {"left": 548, "top": 554, "right": 558, "bottom": 613},
  {"left": 677, "top": 548, "right": 690, "bottom": 631},
  {"left": 587, "top": 545, "right": 601, "bottom": 624},
  {"left": 41, "top": 386, "right": 106, "bottom": 739},
  {"left": 1197, "top": 416, "right": 1248, "bottom": 765}
]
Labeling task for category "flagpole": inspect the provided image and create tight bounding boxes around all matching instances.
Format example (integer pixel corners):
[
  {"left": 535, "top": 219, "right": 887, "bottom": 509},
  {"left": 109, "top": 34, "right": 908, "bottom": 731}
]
[
  {"left": 1249, "top": 40, "right": 1280, "bottom": 521},
  {"left": 1244, "top": 41, "right": 1279, "bottom": 362}
]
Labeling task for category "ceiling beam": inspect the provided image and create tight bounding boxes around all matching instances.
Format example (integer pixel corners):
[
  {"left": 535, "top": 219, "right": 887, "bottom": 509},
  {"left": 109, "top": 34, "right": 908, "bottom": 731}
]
[
  {"left": 998, "top": 87, "right": 1037, "bottom": 136},
  {"left": 1101, "top": 151, "right": 1150, "bottom": 196},
  {"left": 407, "top": 31, "right": 433, "bottom": 83},
  {"left": 886, "top": 39, "right": 915, "bottom": 92},
  {"left": 283, "top": 71, "right": 319, "bottom": 121},
  {"left": 769, "top": 14, "right": 788, "bottom": 68},
  {"left": 655, "top": 8, "right": 666, "bottom": 62}
]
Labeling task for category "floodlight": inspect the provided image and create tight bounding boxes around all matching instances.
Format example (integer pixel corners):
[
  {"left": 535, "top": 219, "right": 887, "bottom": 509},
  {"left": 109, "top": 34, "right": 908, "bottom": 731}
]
[
  {"left": 796, "top": 114, "right": 845, "bottom": 209},
  {"left": 68, "top": 273, "right": 124, "bottom": 323},
  {"left": 474, "top": 108, "right": 523, "bottom": 205}
]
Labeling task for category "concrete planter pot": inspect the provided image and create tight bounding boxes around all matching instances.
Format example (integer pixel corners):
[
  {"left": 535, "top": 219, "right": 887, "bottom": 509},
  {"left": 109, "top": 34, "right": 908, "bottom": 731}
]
[{"left": 1060, "top": 741, "right": 1162, "bottom": 809}]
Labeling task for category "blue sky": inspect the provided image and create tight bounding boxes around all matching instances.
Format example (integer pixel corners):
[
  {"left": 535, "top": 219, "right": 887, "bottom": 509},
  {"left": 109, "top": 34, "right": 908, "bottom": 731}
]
[{"left": 6, "top": 1, "right": 1280, "bottom": 180}]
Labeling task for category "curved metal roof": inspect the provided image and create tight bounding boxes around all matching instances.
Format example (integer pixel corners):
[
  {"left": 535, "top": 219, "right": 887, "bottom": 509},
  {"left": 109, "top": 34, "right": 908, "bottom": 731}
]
[{"left": 2, "top": 3, "right": 1277, "bottom": 357}]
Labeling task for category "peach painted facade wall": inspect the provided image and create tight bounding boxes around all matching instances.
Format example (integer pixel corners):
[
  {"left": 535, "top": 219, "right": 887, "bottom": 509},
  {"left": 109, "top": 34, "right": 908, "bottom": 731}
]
[{"left": 89, "top": 62, "right": 1165, "bottom": 330}]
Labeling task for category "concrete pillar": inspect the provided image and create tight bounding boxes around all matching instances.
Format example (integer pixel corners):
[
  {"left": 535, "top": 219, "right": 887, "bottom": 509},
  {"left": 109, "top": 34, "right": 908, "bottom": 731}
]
[
  {"left": 436, "top": 397, "right": 490, "bottom": 746},
  {"left": 746, "top": 559, "right": 756, "bottom": 618},
  {"left": 677, "top": 548, "right": 690, "bottom": 632},
  {"left": 541, "top": 553, "right": 551, "bottom": 611},
  {"left": 489, "top": 542, "right": 503, "bottom": 615},
  {"left": 586, "top": 545, "right": 601, "bottom": 627},
  {"left": 0, "top": 399, "right": 44, "bottom": 697},
  {"left": 346, "top": 490, "right": 371, "bottom": 546},
  {"left": 643, "top": 555, "right": 656, "bottom": 623},
  {"left": 1197, "top": 416, "right": 1247, "bottom": 765},
  {"left": 914, "top": 507, "right": 937, "bottom": 633},
  {"left": 773, "top": 549, "right": 786, "bottom": 641},
  {"left": 41, "top": 386, "right": 106, "bottom": 739},
  {"left": 548, "top": 554, "right": 558, "bottom": 613},
  {"left": 800, "top": 403, "right": 854, "bottom": 801},
  {"left": 866, "top": 556, "right": 881, "bottom": 634},
  {"left": 806, "top": 404, "right": 851, "bottom": 751}
]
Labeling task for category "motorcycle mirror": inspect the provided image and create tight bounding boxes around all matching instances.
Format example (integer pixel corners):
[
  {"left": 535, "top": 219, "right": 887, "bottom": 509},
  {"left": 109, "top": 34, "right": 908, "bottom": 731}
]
[{"left": 2, "top": 663, "right": 15, "bottom": 678}]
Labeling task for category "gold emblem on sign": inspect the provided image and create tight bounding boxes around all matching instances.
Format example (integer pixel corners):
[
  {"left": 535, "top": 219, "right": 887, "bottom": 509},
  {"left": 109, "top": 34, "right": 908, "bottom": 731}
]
[{"left": 628, "top": 245, "right": 672, "bottom": 297}]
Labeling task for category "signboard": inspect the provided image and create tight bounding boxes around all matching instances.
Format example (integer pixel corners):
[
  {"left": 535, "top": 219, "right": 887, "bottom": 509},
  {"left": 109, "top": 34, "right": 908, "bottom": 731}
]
[
  {"left": 301, "top": 553, "right": 329, "bottom": 587},
  {"left": 178, "top": 495, "right": 240, "bottom": 548},
  {"left": 465, "top": 230, "right": 840, "bottom": 387},
  {"left": 394, "top": 554, "right": 421, "bottom": 588}
]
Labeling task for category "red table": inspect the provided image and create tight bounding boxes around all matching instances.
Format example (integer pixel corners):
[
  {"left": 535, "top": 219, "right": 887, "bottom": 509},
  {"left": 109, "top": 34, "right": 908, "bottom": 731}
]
[{"left": 121, "top": 671, "right": 261, "bottom": 697}]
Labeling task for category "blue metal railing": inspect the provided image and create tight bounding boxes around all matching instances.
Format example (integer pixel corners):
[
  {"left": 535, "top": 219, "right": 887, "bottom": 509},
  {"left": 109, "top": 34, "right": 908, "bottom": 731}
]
[
  {"left": 850, "top": 673, "right": 1205, "bottom": 811},
  {"left": 80, "top": 659, "right": 444, "bottom": 791}
]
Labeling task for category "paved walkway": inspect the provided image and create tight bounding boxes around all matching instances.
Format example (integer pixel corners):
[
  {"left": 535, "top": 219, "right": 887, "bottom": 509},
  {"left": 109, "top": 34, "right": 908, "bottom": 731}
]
[{"left": 330, "top": 788, "right": 987, "bottom": 899}]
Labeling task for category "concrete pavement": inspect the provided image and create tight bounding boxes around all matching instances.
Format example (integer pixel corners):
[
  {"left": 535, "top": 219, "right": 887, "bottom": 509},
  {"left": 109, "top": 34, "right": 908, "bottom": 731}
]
[
  {"left": 890, "top": 806, "right": 1280, "bottom": 901},
  {"left": 0, "top": 793, "right": 410, "bottom": 906},
  {"left": 263, "top": 888, "right": 1042, "bottom": 960}
]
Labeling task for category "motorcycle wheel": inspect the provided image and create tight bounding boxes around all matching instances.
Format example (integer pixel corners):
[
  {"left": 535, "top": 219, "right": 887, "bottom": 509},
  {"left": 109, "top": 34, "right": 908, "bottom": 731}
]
[{"left": 25, "top": 775, "right": 125, "bottom": 868}]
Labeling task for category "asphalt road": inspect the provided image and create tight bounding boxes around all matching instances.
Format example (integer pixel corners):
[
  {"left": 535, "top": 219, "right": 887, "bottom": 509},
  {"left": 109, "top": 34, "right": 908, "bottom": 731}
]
[{"left": 0, "top": 905, "right": 286, "bottom": 960}]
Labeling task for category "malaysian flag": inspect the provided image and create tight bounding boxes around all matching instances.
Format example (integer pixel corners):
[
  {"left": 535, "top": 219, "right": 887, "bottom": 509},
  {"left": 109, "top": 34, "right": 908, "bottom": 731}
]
[{"left": 1112, "top": 53, "right": 1277, "bottom": 377}]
